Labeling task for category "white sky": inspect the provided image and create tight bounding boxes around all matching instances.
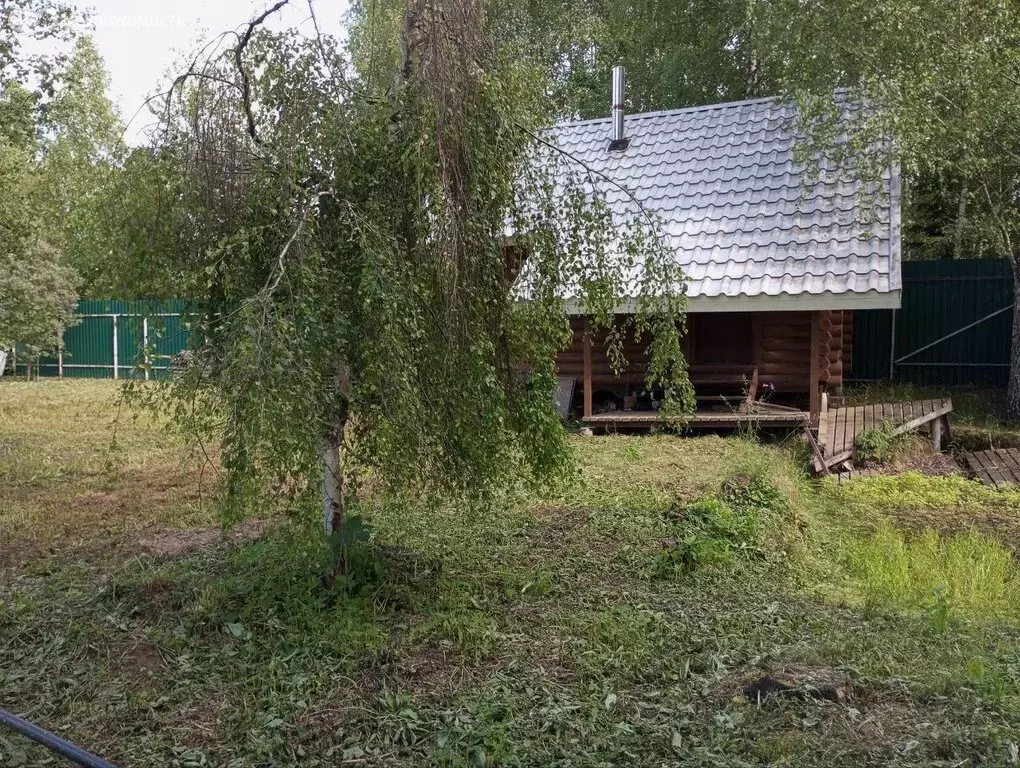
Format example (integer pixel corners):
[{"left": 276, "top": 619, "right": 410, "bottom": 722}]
[{"left": 87, "top": 0, "right": 348, "bottom": 143}]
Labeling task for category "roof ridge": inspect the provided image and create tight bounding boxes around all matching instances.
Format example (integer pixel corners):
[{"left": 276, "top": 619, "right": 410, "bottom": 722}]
[{"left": 555, "top": 94, "right": 783, "bottom": 129}]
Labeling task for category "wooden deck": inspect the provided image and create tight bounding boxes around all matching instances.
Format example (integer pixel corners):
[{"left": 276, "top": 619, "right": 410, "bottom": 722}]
[
  {"left": 584, "top": 407, "right": 810, "bottom": 430},
  {"left": 815, "top": 398, "right": 953, "bottom": 472},
  {"left": 963, "top": 449, "right": 1020, "bottom": 488}
]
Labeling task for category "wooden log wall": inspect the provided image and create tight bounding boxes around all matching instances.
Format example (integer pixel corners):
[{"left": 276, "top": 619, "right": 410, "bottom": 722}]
[
  {"left": 758, "top": 312, "right": 811, "bottom": 392},
  {"left": 842, "top": 310, "right": 853, "bottom": 376},
  {"left": 757, "top": 310, "right": 845, "bottom": 392},
  {"left": 560, "top": 317, "right": 652, "bottom": 386}
]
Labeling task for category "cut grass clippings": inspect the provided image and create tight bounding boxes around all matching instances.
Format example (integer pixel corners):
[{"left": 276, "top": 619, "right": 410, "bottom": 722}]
[{"left": 3, "top": 381, "right": 1020, "bottom": 767}]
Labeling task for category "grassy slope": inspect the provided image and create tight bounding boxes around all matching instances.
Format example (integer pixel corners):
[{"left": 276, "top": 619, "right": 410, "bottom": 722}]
[{"left": 2, "top": 381, "right": 1020, "bottom": 767}]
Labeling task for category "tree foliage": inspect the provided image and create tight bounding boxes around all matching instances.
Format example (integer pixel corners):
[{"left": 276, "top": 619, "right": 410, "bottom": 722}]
[
  {"left": 121, "top": 0, "right": 693, "bottom": 563},
  {"left": 492, "top": 0, "right": 776, "bottom": 118},
  {"left": 39, "top": 36, "right": 125, "bottom": 283},
  {"left": 0, "top": 0, "right": 83, "bottom": 100},
  {"left": 751, "top": 0, "right": 1020, "bottom": 412},
  {"left": 0, "top": 241, "right": 78, "bottom": 356},
  {"left": 0, "top": 83, "right": 79, "bottom": 357},
  {"left": 0, "top": 5, "right": 124, "bottom": 363}
]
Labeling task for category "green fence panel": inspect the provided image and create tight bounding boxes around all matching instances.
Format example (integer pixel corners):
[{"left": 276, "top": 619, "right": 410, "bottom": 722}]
[
  {"left": 11, "top": 300, "right": 192, "bottom": 380},
  {"left": 852, "top": 259, "right": 1013, "bottom": 387}
]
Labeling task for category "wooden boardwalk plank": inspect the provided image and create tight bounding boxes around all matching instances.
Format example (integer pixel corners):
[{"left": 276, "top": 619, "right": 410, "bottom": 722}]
[
  {"left": 991, "top": 449, "right": 1020, "bottom": 484},
  {"left": 975, "top": 450, "right": 1008, "bottom": 487},
  {"left": 995, "top": 449, "right": 1020, "bottom": 482},
  {"left": 846, "top": 406, "right": 855, "bottom": 451},
  {"left": 986, "top": 451, "right": 1010, "bottom": 487},
  {"left": 965, "top": 451, "right": 990, "bottom": 485}
]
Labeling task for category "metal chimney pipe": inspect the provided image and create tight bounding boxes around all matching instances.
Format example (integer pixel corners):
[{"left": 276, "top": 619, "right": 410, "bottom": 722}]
[{"left": 611, "top": 65, "right": 626, "bottom": 142}]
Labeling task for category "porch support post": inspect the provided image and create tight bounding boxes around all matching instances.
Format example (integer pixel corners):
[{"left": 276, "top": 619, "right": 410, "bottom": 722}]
[
  {"left": 809, "top": 310, "right": 821, "bottom": 422},
  {"left": 582, "top": 317, "right": 593, "bottom": 420}
]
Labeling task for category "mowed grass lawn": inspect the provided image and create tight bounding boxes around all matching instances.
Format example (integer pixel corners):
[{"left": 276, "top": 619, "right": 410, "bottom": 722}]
[{"left": 3, "top": 381, "right": 1020, "bottom": 767}]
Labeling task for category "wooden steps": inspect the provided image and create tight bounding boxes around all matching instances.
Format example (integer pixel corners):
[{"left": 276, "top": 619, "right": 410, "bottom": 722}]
[{"left": 814, "top": 398, "right": 953, "bottom": 473}]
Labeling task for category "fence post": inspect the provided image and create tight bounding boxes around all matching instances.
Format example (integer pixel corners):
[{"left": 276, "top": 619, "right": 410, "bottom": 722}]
[
  {"left": 112, "top": 314, "right": 119, "bottom": 380},
  {"left": 143, "top": 316, "right": 150, "bottom": 381}
]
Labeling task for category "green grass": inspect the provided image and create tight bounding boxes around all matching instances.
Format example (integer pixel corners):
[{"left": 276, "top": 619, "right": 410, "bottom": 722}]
[
  {"left": 849, "top": 522, "right": 1020, "bottom": 623},
  {"left": 3, "top": 381, "right": 1020, "bottom": 766},
  {"left": 824, "top": 471, "right": 1020, "bottom": 549}
]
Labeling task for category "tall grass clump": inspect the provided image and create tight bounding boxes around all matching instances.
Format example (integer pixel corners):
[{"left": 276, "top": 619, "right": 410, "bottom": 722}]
[
  {"left": 848, "top": 521, "right": 1020, "bottom": 624},
  {"left": 853, "top": 421, "right": 901, "bottom": 463}
]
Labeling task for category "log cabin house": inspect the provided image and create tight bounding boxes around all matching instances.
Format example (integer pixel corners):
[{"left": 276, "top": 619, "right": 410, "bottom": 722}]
[{"left": 552, "top": 71, "right": 902, "bottom": 430}]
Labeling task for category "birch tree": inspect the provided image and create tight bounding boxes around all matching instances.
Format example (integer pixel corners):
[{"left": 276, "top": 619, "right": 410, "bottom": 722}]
[{"left": 126, "top": 0, "right": 694, "bottom": 576}]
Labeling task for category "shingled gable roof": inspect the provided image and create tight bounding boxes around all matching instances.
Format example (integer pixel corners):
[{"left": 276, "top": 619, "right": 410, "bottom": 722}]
[{"left": 551, "top": 94, "right": 902, "bottom": 313}]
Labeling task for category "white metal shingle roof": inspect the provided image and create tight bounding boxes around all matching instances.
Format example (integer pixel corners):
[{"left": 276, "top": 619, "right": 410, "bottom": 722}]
[{"left": 551, "top": 96, "right": 902, "bottom": 312}]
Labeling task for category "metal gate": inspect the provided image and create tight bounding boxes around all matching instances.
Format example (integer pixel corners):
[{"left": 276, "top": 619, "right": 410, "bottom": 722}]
[{"left": 853, "top": 259, "right": 1014, "bottom": 387}]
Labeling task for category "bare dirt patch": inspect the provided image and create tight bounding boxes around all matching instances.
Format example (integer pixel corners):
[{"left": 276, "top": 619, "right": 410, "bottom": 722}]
[
  {"left": 124, "top": 577, "right": 183, "bottom": 619},
  {"left": 533, "top": 505, "right": 591, "bottom": 525},
  {"left": 134, "top": 517, "right": 271, "bottom": 557},
  {"left": 69, "top": 467, "right": 207, "bottom": 515},
  {"left": 119, "top": 641, "right": 167, "bottom": 679},
  {"left": 854, "top": 434, "right": 964, "bottom": 477}
]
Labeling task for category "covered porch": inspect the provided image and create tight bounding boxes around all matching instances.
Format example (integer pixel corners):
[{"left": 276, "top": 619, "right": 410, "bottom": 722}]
[{"left": 560, "top": 309, "right": 850, "bottom": 430}]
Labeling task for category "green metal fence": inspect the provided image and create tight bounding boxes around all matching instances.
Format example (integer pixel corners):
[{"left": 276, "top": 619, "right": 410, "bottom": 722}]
[
  {"left": 6, "top": 265, "right": 1016, "bottom": 386},
  {"left": 10, "top": 300, "right": 192, "bottom": 380},
  {"left": 852, "top": 259, "right": 1014, "bottom": 387}
]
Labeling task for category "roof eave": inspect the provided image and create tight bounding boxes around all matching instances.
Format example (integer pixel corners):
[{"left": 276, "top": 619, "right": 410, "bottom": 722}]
[{"left": 564, "top": 290, "right": 902, "bottom": 315}]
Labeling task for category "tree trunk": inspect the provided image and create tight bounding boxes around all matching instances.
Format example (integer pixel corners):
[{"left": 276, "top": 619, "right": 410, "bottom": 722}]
[
  {"left": 322, "top": 423, "right": 344, "bottom": 535},
  {"left": 1008, "top": 262, "right": 1020, "bottom": 420},
  {"left": 954, "top": 183, "right": 967, "bottom": 259},
  {"left": 322, "top": 363, "right": 352, "bottom": 580},
  {"left": 322, "top": 413, "right": 349, "bottom": 583}
]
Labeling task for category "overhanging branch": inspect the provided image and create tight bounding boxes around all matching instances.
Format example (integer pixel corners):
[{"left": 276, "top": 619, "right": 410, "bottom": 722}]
[{"left": 234, "top": 0, "right": 292, "bottom": 146}]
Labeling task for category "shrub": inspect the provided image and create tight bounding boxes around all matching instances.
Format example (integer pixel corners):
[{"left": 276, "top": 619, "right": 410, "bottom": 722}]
[
  {"left": 721, "top": 475, "right": 791, "bottom": 519},
  {"left": 854, "top": 421, "right": 901, "bottom": 463}
]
